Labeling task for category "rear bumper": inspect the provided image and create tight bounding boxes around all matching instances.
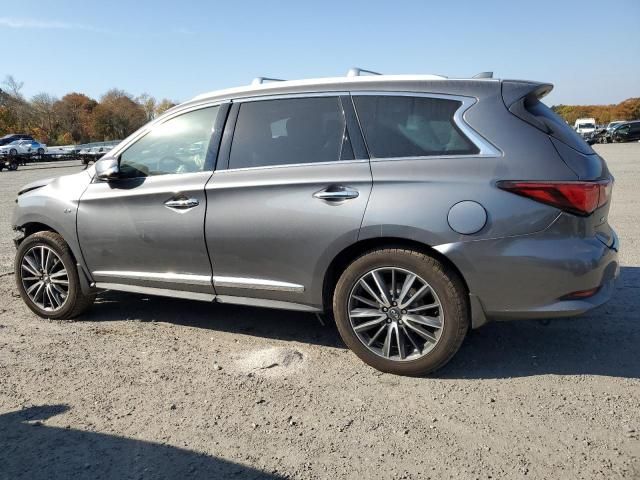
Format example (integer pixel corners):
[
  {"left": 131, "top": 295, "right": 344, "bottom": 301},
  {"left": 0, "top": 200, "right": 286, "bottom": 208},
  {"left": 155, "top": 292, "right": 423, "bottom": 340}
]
[{"left": 438, "top": 218, "right": 620, "bottom": 326}]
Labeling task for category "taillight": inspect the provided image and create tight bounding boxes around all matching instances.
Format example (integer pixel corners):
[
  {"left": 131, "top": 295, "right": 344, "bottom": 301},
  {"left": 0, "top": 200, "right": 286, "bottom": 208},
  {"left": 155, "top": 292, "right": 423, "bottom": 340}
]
[{"left": 496, "top": 179, "right": 612, "bottom": 216}]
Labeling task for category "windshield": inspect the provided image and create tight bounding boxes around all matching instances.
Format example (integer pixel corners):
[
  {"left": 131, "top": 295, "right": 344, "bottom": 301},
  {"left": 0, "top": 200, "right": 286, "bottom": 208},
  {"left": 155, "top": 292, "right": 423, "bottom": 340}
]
[{"left": 577, "top": 123, "right": 595, "bottom": 129}]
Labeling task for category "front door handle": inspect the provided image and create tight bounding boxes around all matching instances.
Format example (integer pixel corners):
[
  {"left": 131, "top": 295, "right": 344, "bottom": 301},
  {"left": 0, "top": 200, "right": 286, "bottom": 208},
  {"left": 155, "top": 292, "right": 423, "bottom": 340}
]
[
  {"left": 164, "top": 197, "right": 199, "bottom": 209},
  {"left": 313, "top": 186, "right": 360, "bottom": 201}
]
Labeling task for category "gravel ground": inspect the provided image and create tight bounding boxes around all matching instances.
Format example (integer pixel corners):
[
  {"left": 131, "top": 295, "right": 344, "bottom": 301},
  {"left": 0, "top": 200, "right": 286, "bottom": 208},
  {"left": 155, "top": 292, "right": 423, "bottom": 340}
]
[{"left": 0, "top": 148, "right": 638, "bottom": 479}]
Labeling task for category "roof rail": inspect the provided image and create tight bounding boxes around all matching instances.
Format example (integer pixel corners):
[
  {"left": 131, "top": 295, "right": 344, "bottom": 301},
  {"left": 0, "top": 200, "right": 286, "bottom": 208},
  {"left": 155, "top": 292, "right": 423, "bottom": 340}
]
[
  {"left": 472, "top": 71, "right": 493, "bottom": 79},
  {"left": 346, "top": 67, "right": 382, "bottom": 77},
  {"left": 251, "top": 77, "right": 286, "bottom": 86}
]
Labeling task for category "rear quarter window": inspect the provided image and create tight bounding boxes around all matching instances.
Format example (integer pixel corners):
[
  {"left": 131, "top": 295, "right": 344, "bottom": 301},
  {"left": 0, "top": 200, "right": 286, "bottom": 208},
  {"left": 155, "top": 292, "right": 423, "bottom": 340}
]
[
  {"left": 352, "top": 95, "right": 479, "bottom": 159},
  {"left": 522, "top": 98, "right": 594, "bottom": 154}
]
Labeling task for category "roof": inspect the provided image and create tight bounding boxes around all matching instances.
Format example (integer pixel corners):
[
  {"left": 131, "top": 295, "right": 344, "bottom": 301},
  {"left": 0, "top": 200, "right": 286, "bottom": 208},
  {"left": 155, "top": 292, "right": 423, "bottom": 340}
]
[{"left": 190, "top": 73, "right": 499, "bottom": 103}]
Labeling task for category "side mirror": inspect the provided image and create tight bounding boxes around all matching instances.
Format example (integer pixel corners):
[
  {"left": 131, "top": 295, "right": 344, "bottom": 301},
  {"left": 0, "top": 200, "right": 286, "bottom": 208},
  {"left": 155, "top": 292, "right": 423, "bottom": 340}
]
[{"left": 95, "top": 157, "right": 120, "bottom": 180}]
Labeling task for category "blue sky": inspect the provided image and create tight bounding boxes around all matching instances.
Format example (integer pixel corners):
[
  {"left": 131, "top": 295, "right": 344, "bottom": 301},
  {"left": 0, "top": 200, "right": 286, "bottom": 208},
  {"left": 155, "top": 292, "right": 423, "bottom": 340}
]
[{"left": 1, "top": 0, "right": 638, "bottom": 106}]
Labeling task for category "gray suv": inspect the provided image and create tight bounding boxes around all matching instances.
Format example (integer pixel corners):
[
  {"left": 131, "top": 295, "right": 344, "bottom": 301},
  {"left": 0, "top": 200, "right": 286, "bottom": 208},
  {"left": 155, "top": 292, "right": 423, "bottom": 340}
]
[{"left": 11, "top": 71, "right": 619, "bottom": 375}]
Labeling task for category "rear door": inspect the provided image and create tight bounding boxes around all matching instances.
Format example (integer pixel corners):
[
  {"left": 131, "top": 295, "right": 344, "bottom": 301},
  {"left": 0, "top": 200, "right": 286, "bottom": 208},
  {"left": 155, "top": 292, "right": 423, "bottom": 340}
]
[{"left": 204, "top": 94, "right": 371, "bottom": 310}]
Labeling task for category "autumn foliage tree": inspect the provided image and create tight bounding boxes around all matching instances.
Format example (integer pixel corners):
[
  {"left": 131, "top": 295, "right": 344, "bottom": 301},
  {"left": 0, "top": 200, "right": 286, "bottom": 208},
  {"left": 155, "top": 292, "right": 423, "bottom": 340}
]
[
  {"left": 0, "top": 75, "right": 180, "bottom": 145},
  {"left": 91, "top": 89, "right": 146, "bottom": 141},
  {"left": 552, "top": 98, "right": 640, "bottom": 125},
  {"left": 53, "top": 93, "right": 97, "bottom": 143}
]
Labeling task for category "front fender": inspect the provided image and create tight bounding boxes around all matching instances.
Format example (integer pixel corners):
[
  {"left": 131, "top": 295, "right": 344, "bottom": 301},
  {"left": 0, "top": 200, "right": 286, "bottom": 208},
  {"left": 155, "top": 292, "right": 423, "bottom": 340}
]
[{"left": 12, "top": 170, "right": 93, "bottom": 283}]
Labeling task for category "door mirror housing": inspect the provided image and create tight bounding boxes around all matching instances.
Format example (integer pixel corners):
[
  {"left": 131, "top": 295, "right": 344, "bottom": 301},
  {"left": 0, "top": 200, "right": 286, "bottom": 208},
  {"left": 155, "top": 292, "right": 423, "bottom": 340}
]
[{"left": 95, "top": 157, "right": 120, "bottom": 180}]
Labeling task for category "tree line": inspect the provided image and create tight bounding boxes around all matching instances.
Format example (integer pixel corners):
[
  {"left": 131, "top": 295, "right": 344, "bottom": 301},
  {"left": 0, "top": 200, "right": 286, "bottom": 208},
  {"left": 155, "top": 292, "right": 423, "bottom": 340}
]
[
  {"left": 551, "top": 97, "right": 640, "bottom": 126},
  {"left": 1, "top": 73, "right": 638, "bottom": 144},
  {"left": 0, "top": 75, "right": 177, "bottom": 145}
]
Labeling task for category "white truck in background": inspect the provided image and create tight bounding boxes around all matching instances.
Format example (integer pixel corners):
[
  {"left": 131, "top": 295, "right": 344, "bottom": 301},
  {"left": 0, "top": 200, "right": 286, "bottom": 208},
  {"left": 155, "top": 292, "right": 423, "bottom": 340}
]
[{"left": 574, "top": 118, "right": 597, "bottom": 138}]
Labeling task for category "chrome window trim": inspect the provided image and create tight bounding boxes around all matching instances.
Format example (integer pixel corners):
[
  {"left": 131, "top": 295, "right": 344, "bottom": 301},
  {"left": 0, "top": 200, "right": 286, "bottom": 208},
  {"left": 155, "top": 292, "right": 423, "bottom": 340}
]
[
  {"left": 213, "top": 276, "right": 305, "bottom": 292},
  {"left": 92, "top": 270, "right": 212, "bottom": 286},
  {"left": 349, "top": 90, "right": 502, "bottom": 158},
  {"left": 215, "top": 159, "right": 368, "bottom": 174}
]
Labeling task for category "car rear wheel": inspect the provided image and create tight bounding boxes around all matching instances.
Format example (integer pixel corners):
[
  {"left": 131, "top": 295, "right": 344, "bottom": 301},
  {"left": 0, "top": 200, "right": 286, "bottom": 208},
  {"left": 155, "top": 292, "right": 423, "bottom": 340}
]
[
  {"left": 37, "top": 148, "right": 44, "bottom": 156},
  {"left": 15, "top": 231, "right": 95, "bottom": 319},
  {"left": 333, "top": 248, "right": 469, "bottom": 376}
]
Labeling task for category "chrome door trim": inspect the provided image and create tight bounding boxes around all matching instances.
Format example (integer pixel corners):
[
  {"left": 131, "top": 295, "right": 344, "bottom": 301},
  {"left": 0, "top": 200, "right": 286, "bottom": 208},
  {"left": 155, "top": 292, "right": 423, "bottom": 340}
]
[
  {"left": 348, "top": 90, "right": 502, "bottom": 158},
  {"left": 95, "top": 282, "right": 215, "bottom": 302},
  {"left": 212, "top": 276, "right": 305, "bottom": 292},
  {"left": 92, "top": 270, "right": 212, "bottom": 286},
  {"left": 215, "top": 295, "right": 319, "bottom": 312}
]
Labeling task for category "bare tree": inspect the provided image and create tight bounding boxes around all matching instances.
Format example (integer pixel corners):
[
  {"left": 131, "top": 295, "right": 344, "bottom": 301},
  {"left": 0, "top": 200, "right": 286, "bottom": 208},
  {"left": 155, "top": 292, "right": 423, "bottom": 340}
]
[
  {"left": 3, "top": 75, "right": 25, "bottom": 99},
  {"left": 137, "top": 93, "right": 157, "bottom": 121},
  {"left": 31, "top": 93, "right": 59, "bottom": 141}
]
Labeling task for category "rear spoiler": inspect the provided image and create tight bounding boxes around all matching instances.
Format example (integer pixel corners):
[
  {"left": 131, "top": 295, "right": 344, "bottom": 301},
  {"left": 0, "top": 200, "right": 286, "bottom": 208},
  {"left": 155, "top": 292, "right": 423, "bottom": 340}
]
[
  {"left": 501, "top": 80, "right": 553, "bottom": 107},
  {"left": 502, "top": 80, "right": 554, "bottom": 133}
]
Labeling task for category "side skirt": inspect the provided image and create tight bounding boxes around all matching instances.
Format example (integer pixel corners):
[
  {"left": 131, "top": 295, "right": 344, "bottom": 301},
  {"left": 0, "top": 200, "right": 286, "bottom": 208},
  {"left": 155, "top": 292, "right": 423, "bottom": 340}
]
[{"left": 94, "top": 283, "right": 320, "bottom": 312}]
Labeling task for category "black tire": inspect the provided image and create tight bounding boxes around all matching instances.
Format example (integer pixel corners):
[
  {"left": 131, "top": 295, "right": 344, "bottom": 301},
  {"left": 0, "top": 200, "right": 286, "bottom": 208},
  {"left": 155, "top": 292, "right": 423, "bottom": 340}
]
[
  {"left": 37, "top": 148, "right": 44, "bottom": 156},
  {"left": 333, "top": 248, "right": 469, "bottom": 376},
  {"left": 8, "top": 160, "right": 18, "bottom": 171},
  {"left": 15, "top": 231, "right": 95, "bottom": 319},
  {"left": 9, "top": 148, "right": 17, "bottom": 156}
]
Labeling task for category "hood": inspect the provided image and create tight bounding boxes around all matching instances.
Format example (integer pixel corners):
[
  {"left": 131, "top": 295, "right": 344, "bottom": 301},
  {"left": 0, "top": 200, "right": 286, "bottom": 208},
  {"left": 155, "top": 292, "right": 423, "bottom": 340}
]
[{"left": 18, "top": 177, "right": 56, "bottom": 196}]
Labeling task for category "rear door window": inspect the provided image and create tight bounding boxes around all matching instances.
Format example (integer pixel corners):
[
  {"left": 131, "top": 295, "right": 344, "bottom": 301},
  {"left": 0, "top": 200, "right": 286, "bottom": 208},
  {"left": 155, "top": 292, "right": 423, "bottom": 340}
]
[
  {"left": 352, "top": 95, "right": 479, "bottom": 158},
  {"left": 228, "top": 96, "right": 354, "bottom": 169}
]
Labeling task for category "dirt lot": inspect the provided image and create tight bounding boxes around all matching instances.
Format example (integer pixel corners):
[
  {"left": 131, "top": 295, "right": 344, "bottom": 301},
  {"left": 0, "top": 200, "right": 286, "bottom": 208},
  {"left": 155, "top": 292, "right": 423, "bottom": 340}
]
[{"left": 0, "top": 148, "right": 638, "bottom": 479}]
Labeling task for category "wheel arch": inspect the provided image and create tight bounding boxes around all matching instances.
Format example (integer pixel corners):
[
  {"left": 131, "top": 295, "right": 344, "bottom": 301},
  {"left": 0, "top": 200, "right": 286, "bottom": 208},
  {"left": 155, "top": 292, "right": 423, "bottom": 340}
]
[
  {"left": 15, "top": 219, "right": 95, "bottom": 295},
  {"left": 20, "top": 221, "right": 59, "bottom": 238},
  {"left": 323, "top": 236, "right": 469, "bottom": 305}
]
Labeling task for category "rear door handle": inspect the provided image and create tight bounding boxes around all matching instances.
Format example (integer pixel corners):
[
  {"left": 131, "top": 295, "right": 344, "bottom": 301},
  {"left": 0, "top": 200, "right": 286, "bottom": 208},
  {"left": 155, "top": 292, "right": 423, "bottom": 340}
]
[
  {"left": 313, "top": 186, "right": 360, "bottom": 201},
  {"left": 164, "top": 197, "right": 199, "bottom": 209}
]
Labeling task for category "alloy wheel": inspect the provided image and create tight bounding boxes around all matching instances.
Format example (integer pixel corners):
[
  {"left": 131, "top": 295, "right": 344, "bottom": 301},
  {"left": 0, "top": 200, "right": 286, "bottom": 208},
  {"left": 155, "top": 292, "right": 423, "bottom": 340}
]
[
  {"left": 347, "top": 267, "right": 444, "bottom": 361},
  {"left": 20, "top": 245, "right": 69, "bottom": 312}
]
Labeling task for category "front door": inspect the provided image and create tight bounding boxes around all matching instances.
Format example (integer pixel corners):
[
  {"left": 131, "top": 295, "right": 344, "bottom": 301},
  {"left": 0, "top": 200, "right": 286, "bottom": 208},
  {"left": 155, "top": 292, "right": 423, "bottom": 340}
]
[
  {"left": 78, "top": 105, "right": 224, "bottom": 298},
  {"left": 205, "top": 95, "right": 372, "bottom": 310}
]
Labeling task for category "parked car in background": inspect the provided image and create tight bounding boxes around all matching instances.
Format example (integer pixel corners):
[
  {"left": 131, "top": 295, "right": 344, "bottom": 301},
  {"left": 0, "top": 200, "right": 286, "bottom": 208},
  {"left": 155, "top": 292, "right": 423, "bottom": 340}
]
[
  {"left": 611, "top": 120, "right": 640, "bottom": 143},
  {"left": 601, "top": 120, "right": 626, "bottom": 143},
  {"left": 0, "top": 139, "right": 46, "bottom": 156},
  {"left": 586, "top": 125, "right": 608, "bottom": 144},
  {"left": 11, "top": 72, "right": 619, "bottom": 375},
  {"left": 0, "top": 134, "right": 34, "bottom": 146},
  {"left": 574, "top": 118, "right": 597, "bottom": 138},
  {"left": 80, "top": 145, "right": 115, "bottom": 165}
]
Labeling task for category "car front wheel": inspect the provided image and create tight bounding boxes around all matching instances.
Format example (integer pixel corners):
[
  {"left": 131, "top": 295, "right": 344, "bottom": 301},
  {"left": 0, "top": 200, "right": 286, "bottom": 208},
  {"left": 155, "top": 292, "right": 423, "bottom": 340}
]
[
  {"left": 333, "top": 248, "right": 469, "bottom": 376},
  {"left": 15, "top": 231, "right": 95, "bottom": 319}
]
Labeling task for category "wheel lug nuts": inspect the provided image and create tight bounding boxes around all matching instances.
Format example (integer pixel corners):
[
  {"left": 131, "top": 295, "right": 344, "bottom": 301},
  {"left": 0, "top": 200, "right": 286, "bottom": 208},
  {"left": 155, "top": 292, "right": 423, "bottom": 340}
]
[
  {"left": 382, "top": 307, "right": 388, "bottom": 312},
  {"left": 392, "top": 302, "right": 397, "bottom": 306},
  {"left": 402, "top": 310, "right": 407, "bottom": 314}
]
